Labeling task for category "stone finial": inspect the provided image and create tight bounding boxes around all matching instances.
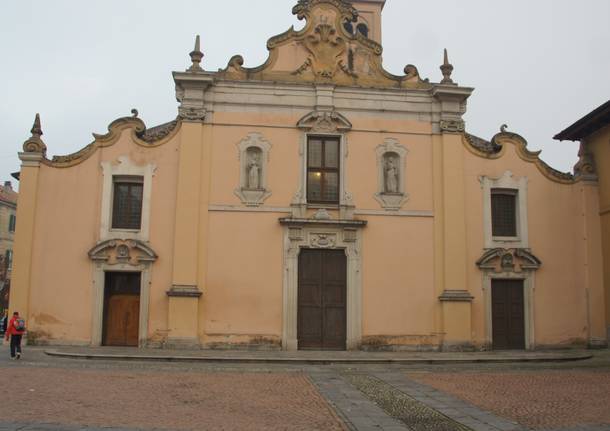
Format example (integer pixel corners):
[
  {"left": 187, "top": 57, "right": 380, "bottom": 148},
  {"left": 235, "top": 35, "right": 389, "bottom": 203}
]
[
  {"left": 22, "top": 113, "right": 47, "bottom": 154},
  {"left": 440, "top": 48, "right": 454, "bottom": 84},
  {"left": 188, "top": 35, "right": 204, "bottom": 72},
  {"left": 31, "top": 113, "right": 43, "bottom": 137}
]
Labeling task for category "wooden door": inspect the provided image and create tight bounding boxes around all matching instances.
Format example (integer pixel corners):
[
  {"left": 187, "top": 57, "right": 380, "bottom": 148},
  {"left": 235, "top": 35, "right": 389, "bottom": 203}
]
[
  {"left": 103, "top": 272, "right": 141, "bottom": 347},
  {"left": 492, "top": 279, "right": 525, "bottom": 350},
  {"left": 298, "top": 249, "right": 347, "bottom": 350}
]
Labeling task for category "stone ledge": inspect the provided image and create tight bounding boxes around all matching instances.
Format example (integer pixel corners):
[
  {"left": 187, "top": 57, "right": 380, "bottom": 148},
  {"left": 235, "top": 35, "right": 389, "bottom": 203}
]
[
  {"left": 439, "top": 290, "right": 474, "bottom": 302},
  {"left": 279, "top": 217, "right": 367, "bottom": 227},
  {"left": 166, "top": 285, "right": 203, "bottom": 298}
]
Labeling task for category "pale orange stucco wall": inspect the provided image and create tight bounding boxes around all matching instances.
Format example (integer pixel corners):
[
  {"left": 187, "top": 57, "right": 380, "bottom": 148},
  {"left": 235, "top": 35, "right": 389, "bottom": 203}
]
[
  {"left": 361, "top": 216, "right": 435, "bottom": 343},
  {"left": 463, "top": 140, "right": 605, "bottom": 347},
  {"left": 26, "top": 129, "right": 179, "bottom": 344},
  {"left": 588, "top": 125, "right": 610, "bottom": 337}
]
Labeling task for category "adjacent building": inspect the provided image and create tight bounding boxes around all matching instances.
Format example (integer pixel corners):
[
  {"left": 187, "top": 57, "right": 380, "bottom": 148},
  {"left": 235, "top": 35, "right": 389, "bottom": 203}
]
[
  {"left": 8, "top": 0, "right": 608, "bottom": 350},
  {"left": 0, "top": 181, "right": 17, "bottom": 315}
]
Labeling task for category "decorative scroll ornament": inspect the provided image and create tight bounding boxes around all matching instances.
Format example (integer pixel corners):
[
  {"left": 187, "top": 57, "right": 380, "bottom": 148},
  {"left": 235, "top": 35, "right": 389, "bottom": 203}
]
[
  {"left": 297, "top": 110, "right": 352, "bottom": 132},
  {"left": 309, "top": 233, "right": 337, "bottom": 248},
  {"left": 573, "top": 142, "right": 597, "bottom": 181},
  {"left": 292, "top": 0, "right": 358, "bottom": 22},
  {"left": 295, "top": 20, "right": 351, "bottom": 79},
  {"left": 178, "top": 106, "right": 206, "bottom": 121},
  {"left": 217, "top": 0, "right": 430, "bottom": 89},
  {"left": 440, "top": 119, "right": 465, "bottom": 133},
  {"left": 88, "top": 239, "right": 158, "bottom": 266},
  {"left": 23, "top": 110, "right": 180, "bottom": 169},
  {"left": 463, "top": 129, "right": 576, "bottom": 184},
  {"left": 22, "top": 113, "right": 47, "bottom": 155},
  {"left": 476, "top": 248, "right": 541, "bottom": 273}
]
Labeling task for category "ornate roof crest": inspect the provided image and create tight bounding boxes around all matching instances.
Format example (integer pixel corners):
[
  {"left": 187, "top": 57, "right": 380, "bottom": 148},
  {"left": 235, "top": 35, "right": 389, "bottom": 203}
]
[
  {"left": 217, "top": 0, "right": 429, "bottom": 89},
  {"left": 293, "top": 0, "right": 358, "bottom": 22},
  {"left": 463, "top": 128, "right": 576, "bottom": 184}
]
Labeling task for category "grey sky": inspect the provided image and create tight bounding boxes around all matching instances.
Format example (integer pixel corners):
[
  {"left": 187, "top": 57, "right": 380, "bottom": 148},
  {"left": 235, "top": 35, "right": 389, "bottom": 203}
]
[{"left": 1, "top": 0, "right": 609, "bottom": 187}]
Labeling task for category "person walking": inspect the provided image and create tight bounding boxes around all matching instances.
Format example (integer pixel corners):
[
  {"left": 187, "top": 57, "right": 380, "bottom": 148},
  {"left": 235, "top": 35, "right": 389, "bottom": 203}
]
[{"left": 4, "top": 311, "right": 25, "bottom": 360}]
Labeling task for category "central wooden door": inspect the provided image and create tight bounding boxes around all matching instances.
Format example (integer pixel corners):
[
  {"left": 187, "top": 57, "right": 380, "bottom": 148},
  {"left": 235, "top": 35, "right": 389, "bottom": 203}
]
[
  {"left": 298, "top": 249, "right": 347, "bottom": 350},
  {"left": 492, "top": 279, "right": 525, "bottom": 350},
  {"left": 103, "top": 272, "right": 141, "bottom": 347}
]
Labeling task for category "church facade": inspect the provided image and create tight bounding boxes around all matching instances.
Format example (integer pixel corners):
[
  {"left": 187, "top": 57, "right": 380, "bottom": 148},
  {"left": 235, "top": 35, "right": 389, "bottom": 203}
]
[{"left": 9, "top": 0, "right": 608, "bottom": 350}]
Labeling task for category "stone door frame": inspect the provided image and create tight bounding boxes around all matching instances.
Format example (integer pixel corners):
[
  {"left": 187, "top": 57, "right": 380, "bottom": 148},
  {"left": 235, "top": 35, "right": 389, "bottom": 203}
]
[
  {"left": 281, "top": 221, "right": 364, "bottom": 351},
  {"left": 482, "top": 271, "right": 535, "bottom": 350},
  {"left": 91, "top": 262, "right": 152, "bottom": 348}
]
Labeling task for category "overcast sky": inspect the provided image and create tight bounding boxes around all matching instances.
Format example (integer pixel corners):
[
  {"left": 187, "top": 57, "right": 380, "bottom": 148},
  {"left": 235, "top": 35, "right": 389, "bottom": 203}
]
[{"left": 1, "top": 0, "right": 609, "bottom": 187}]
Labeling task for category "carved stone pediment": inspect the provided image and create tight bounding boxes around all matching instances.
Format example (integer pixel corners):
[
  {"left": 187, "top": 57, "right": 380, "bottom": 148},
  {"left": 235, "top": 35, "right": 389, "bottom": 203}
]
[
  {"left": 216, "top": 0, "right": 430, "bottom": 89},
  {"left": 297, "top": 110, "right": 352, "bottom": 133},
  {"left": 476, "top": 248, "right": 541, "bottom": 273},
  {"left": 88, "top": 239, "right": 158, "bottom": 266}
]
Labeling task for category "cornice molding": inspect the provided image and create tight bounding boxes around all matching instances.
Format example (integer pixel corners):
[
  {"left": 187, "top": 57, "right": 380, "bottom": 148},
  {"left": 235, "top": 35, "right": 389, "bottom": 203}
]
[
  {"left": 463, "top": 130, "right": 577, "bottom": 185},
  {"left": 35, "top": 112, "right": 181, "bottom": 169}
]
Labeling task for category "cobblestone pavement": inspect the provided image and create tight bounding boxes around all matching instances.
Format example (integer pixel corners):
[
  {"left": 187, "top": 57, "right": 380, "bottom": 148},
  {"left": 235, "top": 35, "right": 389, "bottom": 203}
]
[
  {"left": 1, "top": 346, "right": 609, "bottom": 431},
  {"left": 407, "top": 370, "right": 610, "bottom": 430}
]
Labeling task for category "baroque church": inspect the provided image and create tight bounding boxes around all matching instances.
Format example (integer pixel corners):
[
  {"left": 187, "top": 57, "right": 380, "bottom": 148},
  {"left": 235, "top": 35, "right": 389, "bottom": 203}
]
[{"left": 9, "top": 0, "right": 609, "bottom": 350}]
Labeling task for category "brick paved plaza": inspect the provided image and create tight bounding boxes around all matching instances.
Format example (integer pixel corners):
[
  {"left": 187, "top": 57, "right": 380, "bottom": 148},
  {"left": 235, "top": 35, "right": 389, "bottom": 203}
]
[
  {"left": 409, "top": 371, "right": 610, "bottom": 430},
  {"left": 0, "top": 346, "right": 609, "bottom": 431}
]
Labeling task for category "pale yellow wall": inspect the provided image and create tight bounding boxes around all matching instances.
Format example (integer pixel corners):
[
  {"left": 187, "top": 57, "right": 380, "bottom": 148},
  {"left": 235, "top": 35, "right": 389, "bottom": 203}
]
[
  {"left": 27, "top": 129, "right": 180, "bottom": 344},
  {"left": 588, "top": 125, "right": 610, "bottom": 335},
  {"left": 204, "top": 211, "right": 284, "bottom": 342},
  {"left": 204, "top": 111, "right": 437, "bottom": 345},
  {"left": 361, "top": 216, "right": 435, "bottom": 340},
  {"left": 207, "top": 115, "right": 302, "bottom": 207},
  {"left": 19, "top": 113, "right": 607, "bottom": 350},
  {"left": 463, "top": 141, "right": 604, "bottom": 347}
]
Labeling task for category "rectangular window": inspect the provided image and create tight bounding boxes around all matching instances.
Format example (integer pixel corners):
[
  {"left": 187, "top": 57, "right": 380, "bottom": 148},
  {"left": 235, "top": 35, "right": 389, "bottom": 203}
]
[
  {"left": 5, "top": 250, "right": 12, "bottom": 271},
  {"left": 491, "top": 189, "right": 517, "bottom": 237},
  {"left": 307, "top": 137, "right": 340, "bottom": 204},
  {"left": 111, "top": 176, "right": 144, "bottom": 230},
  {"left": 8, "top": 214, "right": 15, "bottom": 233}
]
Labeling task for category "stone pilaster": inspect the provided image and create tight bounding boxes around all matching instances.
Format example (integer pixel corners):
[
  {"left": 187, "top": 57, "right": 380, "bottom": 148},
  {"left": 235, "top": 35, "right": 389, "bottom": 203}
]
[{"left": 433, "top": 85, "right": 474, "bottom": 350}]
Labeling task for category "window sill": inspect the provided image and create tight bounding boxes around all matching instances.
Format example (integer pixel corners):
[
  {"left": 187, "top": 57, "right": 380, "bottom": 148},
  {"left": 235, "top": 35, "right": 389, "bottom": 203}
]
[
  {"left": 307, "top": 204, "right": 340, "bottom": 209},
  {"left": 492, "top": 236, "right": 520, "bottom": 242},
  {"left": 110, "top": 228, "right": 141, "bottom": 233}
]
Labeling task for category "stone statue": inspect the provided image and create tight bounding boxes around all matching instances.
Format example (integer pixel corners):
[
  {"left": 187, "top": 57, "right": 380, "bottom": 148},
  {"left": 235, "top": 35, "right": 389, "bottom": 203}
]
[
  {"left": 384, "top": 156, "right": 398, "bottom": 193},
  {"left": 247, "top": 152, "right": 261, "bottom": 189}
]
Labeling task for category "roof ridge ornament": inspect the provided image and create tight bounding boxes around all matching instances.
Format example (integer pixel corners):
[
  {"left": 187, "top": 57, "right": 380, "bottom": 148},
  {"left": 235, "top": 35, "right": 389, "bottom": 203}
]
[
  {"left": 440, "top": 48, "right": 455, "bottom": 85},
  {"left": 293, "top": 0, "right": 358, "bottom": 22},
  {"left": 22, "top": 113, "right": 47, "bottom": 155},
  {"left": 188, "top": 35, "right": 204, "bottom": 72}
]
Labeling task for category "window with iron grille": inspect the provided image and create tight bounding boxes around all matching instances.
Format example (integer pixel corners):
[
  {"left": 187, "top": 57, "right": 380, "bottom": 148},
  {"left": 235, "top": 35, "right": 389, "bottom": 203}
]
[
  {"left": 307, "top": 137, "right": 340, "bottom": 204},
  {"left": 111, "top": 177, "right": 143, "bottom": 230},
  {"left": 491, "top": 189, "right": 517, "bottom": 237}
]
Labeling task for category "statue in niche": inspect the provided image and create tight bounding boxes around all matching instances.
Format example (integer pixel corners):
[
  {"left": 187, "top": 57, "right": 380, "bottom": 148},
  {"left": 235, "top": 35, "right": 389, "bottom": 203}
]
[
  {"left": 384, "top": 153, "right": 399, "bottom": 194},
  {"left": 246, "top": 148, "right": 261, "bottom": 189}
]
